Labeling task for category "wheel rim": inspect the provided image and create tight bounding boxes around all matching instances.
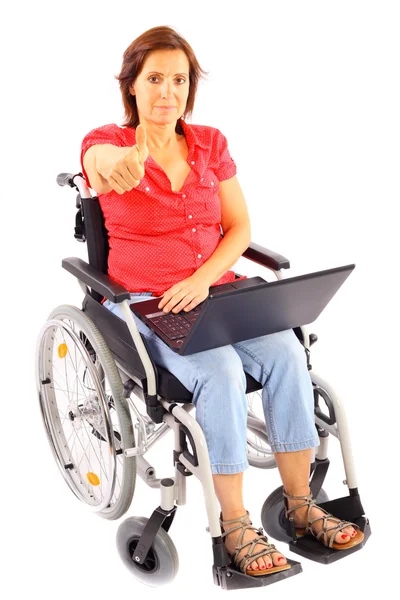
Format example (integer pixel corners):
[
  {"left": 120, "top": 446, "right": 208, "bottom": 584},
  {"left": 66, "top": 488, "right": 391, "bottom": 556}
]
[
  {"left": 246, "top": 391, "right": 276, "bottom": 468},
  {"left": 128, "top": 538, "right": 159, "bottom": 573},
  {"left": 37, "top": 318, "right": 118, "bottom": 511}
]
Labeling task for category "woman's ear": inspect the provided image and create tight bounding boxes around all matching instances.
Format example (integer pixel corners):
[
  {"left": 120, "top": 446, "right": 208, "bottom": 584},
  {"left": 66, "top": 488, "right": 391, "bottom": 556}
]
[{"left": 129, "top": 84, "right": 135, "bottom": 96}]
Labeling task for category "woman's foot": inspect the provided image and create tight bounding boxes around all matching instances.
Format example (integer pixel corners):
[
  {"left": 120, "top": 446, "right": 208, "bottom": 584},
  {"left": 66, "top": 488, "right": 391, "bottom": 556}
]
[
  {"left": 285, "top": 493, "right": 357, "bottom": 545},
  {"left": 221, "top": 511, "right": 288, "bottom": 572}
]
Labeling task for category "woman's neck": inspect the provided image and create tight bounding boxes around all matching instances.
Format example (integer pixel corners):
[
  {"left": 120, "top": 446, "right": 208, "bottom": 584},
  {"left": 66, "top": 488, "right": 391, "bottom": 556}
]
[{"left": 139, "top": 119, "right": 181, "bottom": 150}]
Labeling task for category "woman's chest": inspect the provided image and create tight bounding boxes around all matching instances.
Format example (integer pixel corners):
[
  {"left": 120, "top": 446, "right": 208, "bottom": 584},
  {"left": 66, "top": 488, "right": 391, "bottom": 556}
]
[{"left": 150, "top": 154, "right": 191, "bottom": 193}]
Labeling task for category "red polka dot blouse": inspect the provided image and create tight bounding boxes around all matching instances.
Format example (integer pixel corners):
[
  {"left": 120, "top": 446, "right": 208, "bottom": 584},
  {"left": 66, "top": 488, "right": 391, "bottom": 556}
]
[{"left": 80, "top": 118, "right": 247, "bottom": 296}]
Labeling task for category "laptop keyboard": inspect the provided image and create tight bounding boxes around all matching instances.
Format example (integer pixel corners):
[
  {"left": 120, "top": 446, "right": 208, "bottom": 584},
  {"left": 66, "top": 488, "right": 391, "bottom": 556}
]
[{"left": 148, "top": 305, "right": 203, "bottom": 340}]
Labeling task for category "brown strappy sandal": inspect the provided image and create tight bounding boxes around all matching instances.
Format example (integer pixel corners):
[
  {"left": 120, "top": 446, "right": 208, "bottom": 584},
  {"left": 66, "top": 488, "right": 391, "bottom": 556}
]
[
  {"left": 283, "top": 491, "right": 364, "bottom": 550},
  {"left": 219, "top": 510, "right": 291, "bottom": 577}
]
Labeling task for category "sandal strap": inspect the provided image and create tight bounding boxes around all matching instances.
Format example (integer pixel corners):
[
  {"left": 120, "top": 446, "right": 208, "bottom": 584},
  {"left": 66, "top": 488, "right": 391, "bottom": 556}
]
[
  {"left": 282, "top": 490, "right": 316, "bottom": 520},
  {"left": 219, "top": 511, "right": 280, "bottom": 574},
  {"left": 307, "top": 515, "right": 358, "bottom": 548},
  {"left": 282, "top": 490, "right": 360, "bottom": 548}
]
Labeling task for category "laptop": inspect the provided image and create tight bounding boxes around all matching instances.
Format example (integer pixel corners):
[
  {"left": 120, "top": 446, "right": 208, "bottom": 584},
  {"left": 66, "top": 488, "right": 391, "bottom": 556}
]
[{"left": 130, "top": 264, "right": 355, "bottom": 355}]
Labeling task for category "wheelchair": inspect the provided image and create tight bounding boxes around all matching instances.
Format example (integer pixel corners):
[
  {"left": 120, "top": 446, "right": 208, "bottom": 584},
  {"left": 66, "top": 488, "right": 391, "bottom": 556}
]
[{"left": 36, "top": 171, "right": 371, "bottom": 590}]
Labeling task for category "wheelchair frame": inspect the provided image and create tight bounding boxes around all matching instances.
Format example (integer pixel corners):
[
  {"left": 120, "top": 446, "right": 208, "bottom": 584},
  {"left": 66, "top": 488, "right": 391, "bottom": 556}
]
[{"left": 37, "top": 172, "right": 371, "bottom": 590}]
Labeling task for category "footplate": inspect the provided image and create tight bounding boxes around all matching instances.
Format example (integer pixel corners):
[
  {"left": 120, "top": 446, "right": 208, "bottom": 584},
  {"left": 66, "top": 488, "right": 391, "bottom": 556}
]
[
  {"left": 288, "top": 516, "right": 371, "bottom": 564},
  {"left": 213, "top": 558, "right": 302, "bottom": 590}
]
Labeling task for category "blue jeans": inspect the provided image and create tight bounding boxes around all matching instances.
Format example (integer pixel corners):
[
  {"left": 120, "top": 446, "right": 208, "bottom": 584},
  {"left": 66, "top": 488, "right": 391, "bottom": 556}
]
[{"left": 103, "top": 292, "right": 320, "bottom": 474}]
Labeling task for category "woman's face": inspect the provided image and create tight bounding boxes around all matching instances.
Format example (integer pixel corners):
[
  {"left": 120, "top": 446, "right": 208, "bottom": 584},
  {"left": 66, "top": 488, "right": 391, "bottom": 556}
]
[{"left": 130, "top": 49, "right": 190, "bottom": 127}]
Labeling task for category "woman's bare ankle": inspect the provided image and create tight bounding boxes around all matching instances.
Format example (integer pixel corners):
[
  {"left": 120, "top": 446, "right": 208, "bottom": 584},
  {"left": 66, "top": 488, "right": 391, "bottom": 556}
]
[{"left": 221, "top": 507, "right": 247, "bottom": 521}]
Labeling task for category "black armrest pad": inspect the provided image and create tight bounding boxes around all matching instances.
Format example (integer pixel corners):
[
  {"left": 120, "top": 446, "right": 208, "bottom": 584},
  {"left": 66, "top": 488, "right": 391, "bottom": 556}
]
[
  {"left": 62, "top": 257, "right": 131, "bottom": 303},
  {"left": 242, "top": 242, "right": 290, "bottom": 270}
]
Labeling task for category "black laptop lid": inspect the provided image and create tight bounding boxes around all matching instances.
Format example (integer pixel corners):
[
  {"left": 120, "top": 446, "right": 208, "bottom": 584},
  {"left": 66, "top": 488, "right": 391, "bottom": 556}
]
[{"left": 179, "top": 264, "right": 355, "bottom": 355}]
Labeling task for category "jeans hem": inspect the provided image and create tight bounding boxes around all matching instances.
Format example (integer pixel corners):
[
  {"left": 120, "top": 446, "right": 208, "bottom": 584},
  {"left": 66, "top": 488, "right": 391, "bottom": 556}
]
[
  {"left": 211, "top": 460, "right": 249, "bottom": 475},
  {"left": 270, "top": 436, "right": 320, "bottom": 453}
]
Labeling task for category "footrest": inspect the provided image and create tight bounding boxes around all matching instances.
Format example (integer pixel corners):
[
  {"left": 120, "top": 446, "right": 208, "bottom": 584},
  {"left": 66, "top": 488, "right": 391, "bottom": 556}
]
[
  {"left": 213, "top": 558, "right": 302, "bottom": 590},
  {"left": 288, "top": 516, "right": 371, "bottom": 564}
]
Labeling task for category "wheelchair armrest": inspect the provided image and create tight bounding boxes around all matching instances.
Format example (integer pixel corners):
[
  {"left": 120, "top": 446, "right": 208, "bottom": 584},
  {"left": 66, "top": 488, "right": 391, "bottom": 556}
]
[
  {"left": 62, "top": 257, "right": 131, "bottom": 303},
  {"left": 242, "top": 241, "right": 290, "bottom": 270}
]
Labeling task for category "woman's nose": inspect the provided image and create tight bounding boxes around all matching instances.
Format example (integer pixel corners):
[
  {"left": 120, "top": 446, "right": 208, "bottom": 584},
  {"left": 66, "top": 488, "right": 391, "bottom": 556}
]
[{"left": 160, "top": 80, "right": 174, "bottom": 99}]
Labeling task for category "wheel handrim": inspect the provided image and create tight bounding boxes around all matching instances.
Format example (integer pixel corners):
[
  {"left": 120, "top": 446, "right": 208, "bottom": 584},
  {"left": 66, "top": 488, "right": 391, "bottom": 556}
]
[
  {"left": 37, "top": 318, "right": 117, "bottom": 510},
  {"left": 246, "top": 391, "right": 276, "bottom": 468}
]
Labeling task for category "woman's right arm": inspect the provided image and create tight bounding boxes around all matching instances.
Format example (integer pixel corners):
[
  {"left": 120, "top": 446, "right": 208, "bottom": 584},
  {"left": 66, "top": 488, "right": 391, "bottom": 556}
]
[
  {"left": 83, "top": 144, "right": 125, "bottom": 194},
  {"left": 82, "top": 126, "right": 148, "bottom": 195}
]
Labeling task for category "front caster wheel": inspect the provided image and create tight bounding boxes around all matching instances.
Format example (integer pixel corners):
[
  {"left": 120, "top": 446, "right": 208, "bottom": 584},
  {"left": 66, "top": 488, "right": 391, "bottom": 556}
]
[
  {"left": 261, "top": 485, "right": 329, "bottom": 543},
  {"left": 116, "top": 517, "right": 179, "bottom": 587}
]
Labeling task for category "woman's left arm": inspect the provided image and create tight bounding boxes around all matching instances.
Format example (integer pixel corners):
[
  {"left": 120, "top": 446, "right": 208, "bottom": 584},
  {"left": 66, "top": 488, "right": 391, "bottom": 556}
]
[{"left": 194, "top": 175, "right": 252, "bottom": 285}]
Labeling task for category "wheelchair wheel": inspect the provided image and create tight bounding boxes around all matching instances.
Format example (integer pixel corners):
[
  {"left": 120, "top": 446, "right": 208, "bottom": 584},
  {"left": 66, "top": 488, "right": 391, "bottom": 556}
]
[
  {"left": 36, "top": 304, "right": 136, "bottom": 520},
  {"left": 116, "top": 516, "right": 179, "bottom": 587},
  {"left": 261, "top": 485, "right": 329, "bottom": 542},
  {"left": 246, "top": 390, "right": 276, "bottom": 469}
]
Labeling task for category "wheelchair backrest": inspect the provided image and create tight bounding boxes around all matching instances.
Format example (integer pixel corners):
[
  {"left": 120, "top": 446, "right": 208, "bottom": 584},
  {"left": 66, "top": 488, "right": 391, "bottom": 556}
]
[{"left": 78, "top": 195, "right": 109, "bottom": 302}]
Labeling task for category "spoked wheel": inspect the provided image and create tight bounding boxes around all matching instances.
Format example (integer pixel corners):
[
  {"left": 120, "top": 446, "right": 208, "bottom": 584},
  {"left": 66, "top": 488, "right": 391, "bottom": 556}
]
[
  {"left": 246, "top": 390, "right": 276, "bottom": 469},
  {"left": 36, "top": 304, "right": 136, "bottom": 520},
  {"left": 116, "top": 517, "right": 179, "bottom": 587},
  {"left": 261, "top": 485, "right": 330, "bottom": 542}
]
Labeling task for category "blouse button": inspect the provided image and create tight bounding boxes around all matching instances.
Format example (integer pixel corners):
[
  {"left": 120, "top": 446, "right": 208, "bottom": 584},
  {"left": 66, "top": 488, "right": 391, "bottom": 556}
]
[
  {"left": 210, "top": 181, "right": 214, "bottom": 186},
  {"left": 192, "top": 228, "right": 196, "bottom": 232},
  {"left": 145, "top": 186, "right": 150, "bottom": 192},
  {"left": 182, "top": 194, "right": 186, "bottom": 199},
  {"left": 191, "top": 161, "right": 195, "bottom": 165},
  {"left": 198, "top": 254, "right": 202, "bottom": 259},
  {"left": 200, "top": 178, "right": 204, "bottom": 182},
  {"left": 188, "top": 214, "right": 193, "bottom": 219}
]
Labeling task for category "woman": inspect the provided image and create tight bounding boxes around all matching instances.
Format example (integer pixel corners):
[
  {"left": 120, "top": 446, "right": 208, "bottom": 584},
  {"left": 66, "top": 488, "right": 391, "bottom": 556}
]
[{"left": 80, "top": 25, "right": 364, "bottom": 577}]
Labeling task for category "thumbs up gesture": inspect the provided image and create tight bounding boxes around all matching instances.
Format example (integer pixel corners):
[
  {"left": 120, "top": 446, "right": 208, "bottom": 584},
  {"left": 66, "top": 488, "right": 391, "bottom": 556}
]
[{"left": 105, "top": 124, "right": 149, "bottom": 194}]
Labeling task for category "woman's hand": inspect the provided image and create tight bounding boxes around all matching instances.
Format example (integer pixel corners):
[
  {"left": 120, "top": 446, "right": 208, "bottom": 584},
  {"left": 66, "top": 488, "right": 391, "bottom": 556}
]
[
  {"left": 158, "top": 274, "right": 211, "bottom": 314},
  {"left": 98, "top": 124, "right": 149, "bottom": 194}
]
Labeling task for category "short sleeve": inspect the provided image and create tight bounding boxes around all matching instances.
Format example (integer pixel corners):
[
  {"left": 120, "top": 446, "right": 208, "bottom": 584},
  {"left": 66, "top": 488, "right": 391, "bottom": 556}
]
[
  {"left": 214, "top": 129, "right": 237, "bottom": 181},
  {"left": 80, "top": 123, "right": 126, "bottom": 187}
]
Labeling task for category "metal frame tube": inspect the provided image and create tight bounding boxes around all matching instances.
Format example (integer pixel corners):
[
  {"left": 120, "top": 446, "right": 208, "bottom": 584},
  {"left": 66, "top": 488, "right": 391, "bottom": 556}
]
[
  {"left": 161, "top": 401, "right": 221, "bottom": 537},
  {"left": 310, "top": 370, "right": 358, "bottom": 489}
]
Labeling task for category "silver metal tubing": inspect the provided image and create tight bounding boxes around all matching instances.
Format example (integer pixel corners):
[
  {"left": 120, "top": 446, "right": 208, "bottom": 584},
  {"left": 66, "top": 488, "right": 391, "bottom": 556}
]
[
  {"left": 247, "top": 414, "right": 267, "bottom": 433},
  {"left": 310, "top": 370, "right": 358, "bottom": 489},
  {"left": 73, "top": 174, "right": 94, "bottom": 199},
  {"left": 120, "top": 300, "right": 157, "bottom": 396},
  {"left": 173, "top": 467, "right": 187, "bottom": 506},
  {"left": 161, "top": 480, "right": 176, "bottom": 511},
  {"left": 161, "top": 401, "right": 221, "bottom": 536},
  {"left": 314, "top": 417, "right": 339, "bottom": 438},
  {"left": 315, "top": 432, "right": 329, "bottom": 460},
  {"left": 136, "top": 455, "right": 161, "bottom": 489}
]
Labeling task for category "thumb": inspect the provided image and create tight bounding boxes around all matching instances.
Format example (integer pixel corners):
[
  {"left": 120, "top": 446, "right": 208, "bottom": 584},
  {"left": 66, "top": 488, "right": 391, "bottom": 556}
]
[{"left": 135, "top": 124, "right": 148, "bottom": 162}]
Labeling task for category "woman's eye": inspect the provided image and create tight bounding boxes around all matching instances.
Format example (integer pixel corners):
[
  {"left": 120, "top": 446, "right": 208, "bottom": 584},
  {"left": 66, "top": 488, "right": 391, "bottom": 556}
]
[
  {"left": 175, "top": 78, "right": 186, "bottom": 84},
  {"left": 148, "top": 76, "right": 159, "bottom": 83}
]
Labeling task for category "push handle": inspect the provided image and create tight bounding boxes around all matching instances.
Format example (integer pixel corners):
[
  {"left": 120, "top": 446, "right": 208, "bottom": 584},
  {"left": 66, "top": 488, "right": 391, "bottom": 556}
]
[
  {"left": 56, "top": 172, "right": 82, "bottom": 187},
  {"left": 56, "top": 172, "right": 93, "bottom": 200}
]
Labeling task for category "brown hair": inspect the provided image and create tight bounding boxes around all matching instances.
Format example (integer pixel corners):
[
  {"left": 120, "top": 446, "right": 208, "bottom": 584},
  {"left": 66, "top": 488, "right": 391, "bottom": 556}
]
[{"left": 115, "top": 26, "right": 207, "bottom": 129}]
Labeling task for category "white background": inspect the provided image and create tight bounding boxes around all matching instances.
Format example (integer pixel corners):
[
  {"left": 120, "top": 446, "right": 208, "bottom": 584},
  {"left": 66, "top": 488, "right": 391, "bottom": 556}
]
[{"left": 2, "top": 1, "right": 399, "bottom": 597}]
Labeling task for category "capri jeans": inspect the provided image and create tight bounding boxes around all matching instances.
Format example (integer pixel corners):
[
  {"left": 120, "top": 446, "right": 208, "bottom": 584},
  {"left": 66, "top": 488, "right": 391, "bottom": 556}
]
[{"left": 103, "top": 292, "right": 320, "bottom": 475}]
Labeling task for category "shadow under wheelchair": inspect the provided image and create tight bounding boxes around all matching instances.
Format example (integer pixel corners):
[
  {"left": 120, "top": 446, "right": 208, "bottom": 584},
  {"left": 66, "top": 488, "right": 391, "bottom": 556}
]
[{"left": 36, "top": 172, "right": 371, "bottom": 590}]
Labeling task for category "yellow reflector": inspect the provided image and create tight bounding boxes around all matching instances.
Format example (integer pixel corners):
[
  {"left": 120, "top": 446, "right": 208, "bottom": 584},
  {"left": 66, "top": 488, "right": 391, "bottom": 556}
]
[
  {"left": 86, "top": 472, "right": 100, "bottom": 486},
  {"left": 58, "top": 343, "right": 68, "bottom": 359}
]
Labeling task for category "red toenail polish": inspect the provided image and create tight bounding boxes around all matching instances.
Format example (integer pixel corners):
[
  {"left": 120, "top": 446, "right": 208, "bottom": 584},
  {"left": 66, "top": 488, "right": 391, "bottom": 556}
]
[
  {"left": 342, "top": 534, "right": 349, "bottom": 539},
  {"left": 278, "top": 557, "right": 284, "bottom": 561},
  {"left": 261, "top": 565, "right": 266, "bottom": 569}
]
